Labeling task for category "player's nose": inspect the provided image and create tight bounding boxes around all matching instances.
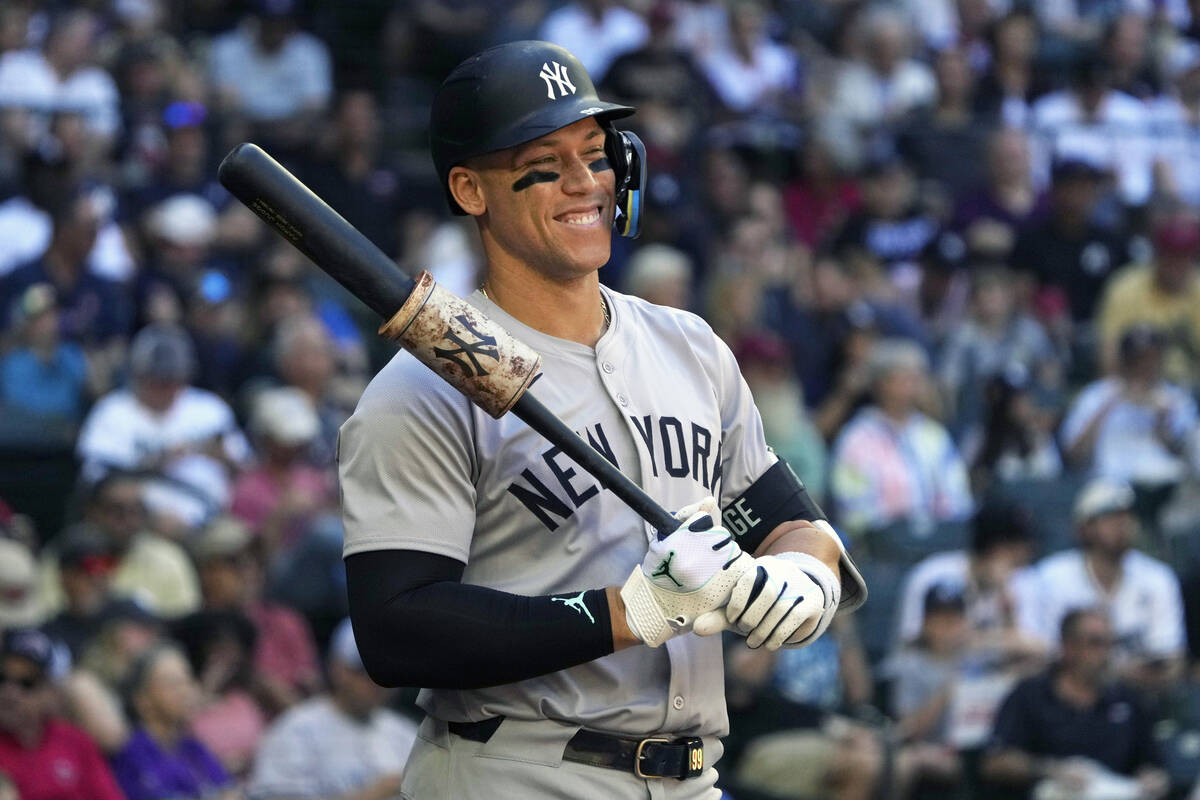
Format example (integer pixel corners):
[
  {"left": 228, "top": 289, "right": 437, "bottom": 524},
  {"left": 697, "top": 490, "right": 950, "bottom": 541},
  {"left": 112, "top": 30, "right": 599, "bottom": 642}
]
[{"left": 559, "top": 154, "right": 601, "bottom": 195}]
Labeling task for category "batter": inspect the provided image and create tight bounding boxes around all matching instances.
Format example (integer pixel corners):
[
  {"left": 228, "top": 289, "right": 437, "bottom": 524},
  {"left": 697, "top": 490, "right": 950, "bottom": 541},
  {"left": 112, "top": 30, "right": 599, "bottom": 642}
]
[{"left": 338, "top": 41, "right": 866, "bottom": 799}]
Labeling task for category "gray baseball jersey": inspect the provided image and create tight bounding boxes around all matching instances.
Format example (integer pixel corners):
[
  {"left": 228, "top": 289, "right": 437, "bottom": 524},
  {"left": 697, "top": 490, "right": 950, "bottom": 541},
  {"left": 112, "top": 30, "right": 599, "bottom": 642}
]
[{"left": 339, "top": 286, "right": 775, "bottom": 742}]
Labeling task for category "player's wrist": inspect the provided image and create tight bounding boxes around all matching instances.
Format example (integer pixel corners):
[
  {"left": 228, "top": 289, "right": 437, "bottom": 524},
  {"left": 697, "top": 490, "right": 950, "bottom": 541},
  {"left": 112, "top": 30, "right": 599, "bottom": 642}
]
[{"left": 605, "top": 586, "right": 641, "bottom": 651}]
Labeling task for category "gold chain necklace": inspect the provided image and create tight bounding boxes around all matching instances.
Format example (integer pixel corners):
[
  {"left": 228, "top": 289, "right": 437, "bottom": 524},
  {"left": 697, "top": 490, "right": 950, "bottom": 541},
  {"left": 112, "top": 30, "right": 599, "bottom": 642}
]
[{"left": 480, "top": 284, "right": 611, "bottom": 331}]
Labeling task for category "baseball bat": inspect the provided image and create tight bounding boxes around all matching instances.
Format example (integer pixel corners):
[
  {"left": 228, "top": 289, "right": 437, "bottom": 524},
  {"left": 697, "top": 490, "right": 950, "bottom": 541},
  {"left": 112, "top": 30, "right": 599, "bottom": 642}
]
[
  {"left": 218, "top": 143, "right": 681, "bottom": 536},
  {"left": 217, "top": 143, "right": 831, "bottom": 541}
]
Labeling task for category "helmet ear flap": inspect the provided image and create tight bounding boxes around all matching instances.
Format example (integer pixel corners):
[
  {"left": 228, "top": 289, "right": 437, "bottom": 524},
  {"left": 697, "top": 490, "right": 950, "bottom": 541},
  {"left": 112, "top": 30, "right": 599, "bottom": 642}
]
[{"left": 604, "top": 126, "right": 646, "bottom": 239}]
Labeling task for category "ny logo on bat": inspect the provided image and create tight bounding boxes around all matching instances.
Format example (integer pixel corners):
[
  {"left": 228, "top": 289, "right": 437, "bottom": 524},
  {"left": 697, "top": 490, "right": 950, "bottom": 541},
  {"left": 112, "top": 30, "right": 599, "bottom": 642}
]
[{"left": 434, "top": 316, "right": 500, "bottom": 377}]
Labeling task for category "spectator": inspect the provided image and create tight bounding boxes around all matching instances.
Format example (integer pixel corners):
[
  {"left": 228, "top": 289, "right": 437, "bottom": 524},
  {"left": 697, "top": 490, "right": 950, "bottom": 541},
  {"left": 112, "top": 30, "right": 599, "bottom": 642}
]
[
  {"left": 0, "top": 538, "right": 41, "bottom": 634},
  {"left": 0, "top": 628, "right": 124, "bottom": 800},
  {"left": 896, "top": 47, "right": 991, "bottom": 201},
  {"left": 190, "top": 515, "right": 320, "bottom": 713},
  {"left": 1061, "top": 325, "right": 1199, "bottom": 503},
  {"left": 301, "top": 90, "right": 403, "bottom": 259},
  {"left": 981, "top": 608, "right": 1170, "bottom": 800},
  {"left": 230, "top": 387, "right": 332, "bottom": 549},
  {"left": 1151, "top": 49, "right": 1200, "bottom": 208},
  {"left": 1030, "top": 52, "right": 1153, "bottom": 206},
  {"left": 1097, "top": 208, "right": 1200, "bottom": 388},
  {"left": 0, "top": 188, "right": 132, "bottom": 358},
  {"left": 171, "top": 609, "right": 266, "bottom": 776},
  {"left": 734, "top": 333, "right": 828, "bottom": 501},
  {"left": 247, "top": 617, "right": 417, "bottom": 800},
  {"left": 1010, "top": 157, "right": 1132, "bottom": 334},
  {"left": 0, "top": 283, "right": 89, "bottom": 422},
  {"left": 697, "top": 0, "right": 800, "bottom": 115},
  {"left": 974, "top": 11, "right": 1042, "bottom": 128},
  {"left": 40, "top": 476, "right": 201, "bottom": 620},
  {"left": 830, "top": 338, "right": 973, "bottom": 541},
  {"left": 208, "top": 0, "right": 332, "bottom": 126},
  {"left": 827, "top": 6, "right": 937, "bottom": 136},
  {"left": 622, "top": 243, "right": 693, "bottom": 310},
  {"left": 1009, "top": 478, "right": 1186, "bottom": 689},
  {"left": 895, "top": 497, "right": 1040, "bottom": 659},
  {"left": 886, "top": 584, "right": 967, "bottom": 786},
  {"left": 724, "top": 618, "right": 884, "bottom": 800},
  {"left": 1103, "top": 13, "right": 1158, "bottom": 100},
  {"left": 537, "top": 0, "right": 649, "bottom": 82},
  {"left": 965, "top": 366, "right": 1064, "bottom": 492},
  {"left": 133, "top": 193, "right": 222, "bottom": 331},
  {"left": 110, "top": 643, "right": 236, "bottom": 800},
  {"left": 601, "top": 2, "right": 719, "bottom": 166},
  {"left": 937, "top": 266, "right": 1057, "bottom": 434},
  {"left": 832, "top": 151, "right": 939, "bottom": 301},
  {"left": 271, "top": 313, "right": 347, "bottom": 466},
  {"left": 783, "top": 136, "right": 861, "bottom": 249},
  {"left": 0, "top": 10, "right": 120, "bottom": 145},
  {"left": 76, "top": 323, "right": 251, "bottom": 527},
  {"left": 952, "top": 127, "right": 1047, "bottom": 265},
  {"left": 41, "top": 525, "right": 152, "bottom": 661}
]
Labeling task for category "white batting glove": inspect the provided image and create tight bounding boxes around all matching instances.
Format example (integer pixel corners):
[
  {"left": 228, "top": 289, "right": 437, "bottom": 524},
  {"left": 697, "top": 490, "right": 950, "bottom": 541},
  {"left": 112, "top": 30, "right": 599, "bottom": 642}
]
[
  {"left": 620, "top": 503, "right": 754, "bottom": 647},
  {"left": 695, "top": 552, "right": 840, "bottom": 650}
]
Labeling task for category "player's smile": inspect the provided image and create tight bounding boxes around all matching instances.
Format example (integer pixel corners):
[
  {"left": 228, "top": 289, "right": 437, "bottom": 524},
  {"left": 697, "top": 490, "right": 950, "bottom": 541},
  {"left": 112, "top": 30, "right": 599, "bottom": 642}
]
[{"left": 556, "top": 206, "right": 602, "bottom": 227}]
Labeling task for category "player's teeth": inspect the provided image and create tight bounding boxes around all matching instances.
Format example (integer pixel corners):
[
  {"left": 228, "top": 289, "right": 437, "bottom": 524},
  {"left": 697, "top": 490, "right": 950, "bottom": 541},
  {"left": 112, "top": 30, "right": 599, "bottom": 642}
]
[{"left": 563, "top": 210, "right": 599, "bottom": 225}]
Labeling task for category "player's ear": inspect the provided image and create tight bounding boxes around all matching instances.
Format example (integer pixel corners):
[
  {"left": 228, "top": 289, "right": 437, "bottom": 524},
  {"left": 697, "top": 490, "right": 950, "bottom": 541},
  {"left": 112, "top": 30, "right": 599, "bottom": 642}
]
[{"left": 449, "top": 166, "right": 487, "bottom": 216}]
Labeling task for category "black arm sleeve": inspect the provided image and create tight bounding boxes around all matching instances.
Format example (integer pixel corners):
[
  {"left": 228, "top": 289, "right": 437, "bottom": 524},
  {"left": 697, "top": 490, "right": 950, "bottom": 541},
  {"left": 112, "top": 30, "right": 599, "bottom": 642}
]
[{"left": 345, "top": 549, "right": 615, "bottom": 690}]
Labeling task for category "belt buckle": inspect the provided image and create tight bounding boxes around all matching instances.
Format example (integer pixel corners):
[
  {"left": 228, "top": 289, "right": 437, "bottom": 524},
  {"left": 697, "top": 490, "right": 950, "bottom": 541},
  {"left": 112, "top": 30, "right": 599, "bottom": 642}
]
[
  {"left": 678, "top": 736, "right": 704, "bottom": 779},
  {"left": 634, "top": 737, "right": 671, "bottom": 779}
]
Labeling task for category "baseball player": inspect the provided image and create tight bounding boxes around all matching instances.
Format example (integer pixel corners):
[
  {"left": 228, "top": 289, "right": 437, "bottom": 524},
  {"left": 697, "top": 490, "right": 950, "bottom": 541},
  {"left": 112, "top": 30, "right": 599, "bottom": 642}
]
[{"left": 338, "top": 41, "right": 867, "bottom": 799}]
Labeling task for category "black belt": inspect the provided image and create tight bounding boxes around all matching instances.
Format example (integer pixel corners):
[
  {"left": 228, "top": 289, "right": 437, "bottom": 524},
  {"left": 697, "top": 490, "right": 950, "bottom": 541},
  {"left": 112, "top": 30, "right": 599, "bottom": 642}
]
[{"left": 447, "top": 717, "right": 705, "bottom": 780}]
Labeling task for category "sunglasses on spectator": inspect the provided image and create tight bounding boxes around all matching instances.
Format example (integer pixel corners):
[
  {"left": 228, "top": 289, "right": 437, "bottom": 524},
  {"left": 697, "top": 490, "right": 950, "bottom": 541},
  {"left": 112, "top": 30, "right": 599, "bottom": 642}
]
[
  {"left": 0, "top": 671, "right": 43, "bottom": 690},
  {"left": 1074, "top": 634, "right": 1114, "bottom": 648}
]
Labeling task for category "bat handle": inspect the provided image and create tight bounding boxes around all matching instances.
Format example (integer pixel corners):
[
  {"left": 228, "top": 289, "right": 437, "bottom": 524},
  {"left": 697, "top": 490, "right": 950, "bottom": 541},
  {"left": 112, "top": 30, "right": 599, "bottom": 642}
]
[{"left": 510, "top": 393, "right": 680, "bottom": 538}]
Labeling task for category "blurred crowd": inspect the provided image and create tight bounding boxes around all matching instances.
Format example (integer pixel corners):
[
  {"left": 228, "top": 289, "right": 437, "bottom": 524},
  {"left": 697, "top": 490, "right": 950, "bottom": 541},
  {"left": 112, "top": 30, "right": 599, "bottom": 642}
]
[{"left": 1, "top": 0, "right": 1200, "bottom": 798}]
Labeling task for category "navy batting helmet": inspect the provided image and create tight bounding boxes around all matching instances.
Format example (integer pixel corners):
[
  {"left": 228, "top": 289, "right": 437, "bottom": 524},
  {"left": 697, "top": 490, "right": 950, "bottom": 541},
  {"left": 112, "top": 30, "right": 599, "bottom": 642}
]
[{"left": 430, "top": 40, "right": 646, "bottom": 238}]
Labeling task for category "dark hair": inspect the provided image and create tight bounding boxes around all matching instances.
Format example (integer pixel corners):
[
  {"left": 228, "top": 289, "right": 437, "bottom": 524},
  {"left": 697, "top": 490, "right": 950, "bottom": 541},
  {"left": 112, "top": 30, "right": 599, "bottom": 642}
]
[
  {"left": 86, "top": 471, "right": 143, "bottom": 509},
  {"left": 169, "top": 611, "right": 257, "bottom": 692},
  {"left": 1060, "top": 607, "right": 1107, "bottom": 643},
  {"left": 972, "top": 369, "right": 1035, "bottom": 474},
  {"left": 970, "top": 497, "right": 1033, "bottom": 555}
]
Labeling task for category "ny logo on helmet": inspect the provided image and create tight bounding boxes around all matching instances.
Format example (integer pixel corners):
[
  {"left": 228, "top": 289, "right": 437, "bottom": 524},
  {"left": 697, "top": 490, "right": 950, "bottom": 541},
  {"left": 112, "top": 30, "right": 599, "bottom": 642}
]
[{"left": 539, "top": 61, "right": 576, "bottom": 100}]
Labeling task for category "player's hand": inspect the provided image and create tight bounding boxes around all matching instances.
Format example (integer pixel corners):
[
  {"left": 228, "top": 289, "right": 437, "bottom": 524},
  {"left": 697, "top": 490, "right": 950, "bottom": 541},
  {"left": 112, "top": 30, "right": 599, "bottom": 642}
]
[
  {"left": 695, "top": 552, "right": 840, "bottom": 650},
  {"left": 620, "top": 499, "right": 754, "bottom": 647}
]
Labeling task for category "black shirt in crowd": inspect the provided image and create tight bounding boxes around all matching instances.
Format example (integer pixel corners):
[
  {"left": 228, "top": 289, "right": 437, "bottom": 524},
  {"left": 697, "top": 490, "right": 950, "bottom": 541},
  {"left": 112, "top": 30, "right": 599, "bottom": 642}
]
[
  {"left": 1010, "top": 219, "right": 1132, "bottom": 323},
  {"left": 988, "top": 669, "right": 1161, "bottom": 778}
]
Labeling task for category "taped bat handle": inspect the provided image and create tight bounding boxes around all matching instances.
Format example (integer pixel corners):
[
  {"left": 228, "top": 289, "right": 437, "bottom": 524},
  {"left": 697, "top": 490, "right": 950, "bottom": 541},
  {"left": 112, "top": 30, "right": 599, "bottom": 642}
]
[{"left": 510, "top": 393, "right": 680, "bottom": 538}]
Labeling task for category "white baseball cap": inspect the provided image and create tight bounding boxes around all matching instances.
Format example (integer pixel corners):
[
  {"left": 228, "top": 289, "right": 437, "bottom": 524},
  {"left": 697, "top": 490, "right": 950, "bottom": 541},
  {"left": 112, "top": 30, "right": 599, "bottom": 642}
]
[
  {"left": 251, "top": 387, "right": 320, "bottom": 445},
  {"left": 1073, "top": 478, "right": 1136, "bottom": 524},
  {"left": 149, "top": 194, "right": 217, "bottom": 247}
]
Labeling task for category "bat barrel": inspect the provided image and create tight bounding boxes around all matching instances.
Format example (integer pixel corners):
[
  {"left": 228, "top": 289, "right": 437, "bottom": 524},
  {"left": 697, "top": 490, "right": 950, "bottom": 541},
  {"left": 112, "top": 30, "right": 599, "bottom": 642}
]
[{"left": 218, "top": 142, "right": 414, "bottom": 319}]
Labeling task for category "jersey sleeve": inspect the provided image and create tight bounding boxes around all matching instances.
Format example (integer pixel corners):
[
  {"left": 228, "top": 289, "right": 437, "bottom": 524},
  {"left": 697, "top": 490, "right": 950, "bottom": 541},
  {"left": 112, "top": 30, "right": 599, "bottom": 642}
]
[{"left": 338, "top": 355, "right": 477, "bottom": 561}]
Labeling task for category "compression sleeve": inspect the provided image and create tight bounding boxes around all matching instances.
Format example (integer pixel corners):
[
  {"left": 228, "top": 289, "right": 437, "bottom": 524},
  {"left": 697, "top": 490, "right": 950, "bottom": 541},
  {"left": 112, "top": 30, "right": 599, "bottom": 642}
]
[{"left": 345, "top": 549, "right": 615, "bottom": 689}]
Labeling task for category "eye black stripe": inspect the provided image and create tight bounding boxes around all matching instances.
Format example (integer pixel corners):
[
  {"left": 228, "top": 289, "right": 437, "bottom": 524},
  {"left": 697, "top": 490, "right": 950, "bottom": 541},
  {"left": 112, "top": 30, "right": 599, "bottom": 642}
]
[
  {"left": 588, "top": 156, "right": 611, "bottom": 173},
  {"left": 512, "top": 170, "right": 559, "bottom": 192}
]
